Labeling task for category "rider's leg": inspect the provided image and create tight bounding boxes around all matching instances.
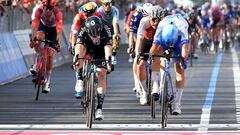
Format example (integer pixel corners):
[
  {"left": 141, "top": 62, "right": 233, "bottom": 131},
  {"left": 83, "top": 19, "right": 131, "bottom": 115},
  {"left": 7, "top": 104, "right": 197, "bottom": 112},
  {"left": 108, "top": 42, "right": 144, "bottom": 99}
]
[
  {"left": 74, "top": 44, "right": 86, "bottom": 97},
  {"left": 173, "top": 62, "right": 185, "bottom": 115},
  {"left": 133, "top": 59, "right": 139, "bottom": 92},
  {"left": 96, "top": 68, "right": 107, "bottom": 120},
  {"left": 151, "top": 59, "right": 160, "bottom": 94},
  {"left": 136, "top": 59, "right": 148, "bottom": 105}
]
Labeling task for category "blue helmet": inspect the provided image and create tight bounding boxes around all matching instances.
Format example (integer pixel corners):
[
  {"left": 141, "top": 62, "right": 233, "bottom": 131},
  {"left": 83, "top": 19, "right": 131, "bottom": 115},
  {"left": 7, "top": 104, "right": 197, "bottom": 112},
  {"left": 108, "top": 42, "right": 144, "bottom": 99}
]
[{"left": 161, "top": 24, "right": 178, "bottom": 47}]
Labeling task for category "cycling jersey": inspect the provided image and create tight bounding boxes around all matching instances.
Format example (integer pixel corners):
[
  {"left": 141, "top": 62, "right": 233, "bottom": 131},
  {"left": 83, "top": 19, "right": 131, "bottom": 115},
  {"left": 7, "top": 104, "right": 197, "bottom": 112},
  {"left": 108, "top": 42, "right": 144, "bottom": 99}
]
[
  {"left": 71, "top": 12, "right": 102, "bottom": 35},
  {"left": 32, "top": 4, "right": 63, "bottom": 32},
  {"left": 200, "top": 14, "right": 210, "bottom": 28},
  {"left": 130, "top": 10, "right": 143, "bottom": 35},
  {"left": 76, "top": 20, "right": 112, "bottom": 68},
  {"left": 154, "top": 14, "right": 189, "bottom": 55},
  {"left": 97, "top": 6, "right": 119, "bottom": 27},
  {"left": 137, "top": 17, "right": 156, "bottom": 40}
]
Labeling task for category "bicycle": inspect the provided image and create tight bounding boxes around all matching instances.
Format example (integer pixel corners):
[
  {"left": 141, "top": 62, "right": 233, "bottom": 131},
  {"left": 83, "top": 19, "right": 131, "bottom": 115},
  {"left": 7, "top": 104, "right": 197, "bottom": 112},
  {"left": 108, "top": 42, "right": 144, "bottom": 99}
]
[
  {"left": 142, "top": 47, "right": 182, "bottom": 128},
  {"left": 200, "top": 28, "right": 210, "bottom": 55},
  {"left": 72, "top": 53, "right": 109, "bottom": 128},
  {"left": 138, "top": 53, "right": 155, "bottom": 118},
  {"left": 30, "top": 35, "right": 59, "bottom": 101}
]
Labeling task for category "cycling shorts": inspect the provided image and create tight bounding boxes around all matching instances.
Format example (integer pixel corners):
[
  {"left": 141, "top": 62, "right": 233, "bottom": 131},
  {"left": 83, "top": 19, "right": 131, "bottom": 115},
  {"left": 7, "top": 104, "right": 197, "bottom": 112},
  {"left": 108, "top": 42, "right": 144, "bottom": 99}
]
[{"left": 140, "top": 38, "right": 153, "bottom": 61}]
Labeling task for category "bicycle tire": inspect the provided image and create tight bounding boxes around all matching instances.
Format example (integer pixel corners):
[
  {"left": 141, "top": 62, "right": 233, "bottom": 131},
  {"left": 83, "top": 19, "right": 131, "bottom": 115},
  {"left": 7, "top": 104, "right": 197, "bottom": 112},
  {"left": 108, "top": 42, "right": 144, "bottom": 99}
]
[
  {"left": 146, "top": 68, "right": 152, "bottom": 105},
  {"left": 35, "top": 60, "right": 44, "bottom": 101},
  {"left": 151, "top": 94, "right": 156, "bottom": 118},
  {"left": 161, "top": 74, "right": 168, "bottom": 128},
  {"left": 87, "top": 72, "right": 95, "bottom": 128}
]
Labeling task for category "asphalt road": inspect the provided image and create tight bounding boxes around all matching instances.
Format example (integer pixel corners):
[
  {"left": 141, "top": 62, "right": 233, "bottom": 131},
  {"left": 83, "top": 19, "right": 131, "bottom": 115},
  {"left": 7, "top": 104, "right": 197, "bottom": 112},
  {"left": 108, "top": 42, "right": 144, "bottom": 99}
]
[{"left": 0, "top": 42, "right": 240, "bottom": 132}]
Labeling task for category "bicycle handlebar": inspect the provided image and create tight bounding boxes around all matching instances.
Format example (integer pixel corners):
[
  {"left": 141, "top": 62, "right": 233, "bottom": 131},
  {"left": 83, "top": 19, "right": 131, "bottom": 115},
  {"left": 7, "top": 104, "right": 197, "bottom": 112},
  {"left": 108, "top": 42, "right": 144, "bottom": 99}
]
[{"left": 72, "top": 54, "right": 111, "bottom": 66}]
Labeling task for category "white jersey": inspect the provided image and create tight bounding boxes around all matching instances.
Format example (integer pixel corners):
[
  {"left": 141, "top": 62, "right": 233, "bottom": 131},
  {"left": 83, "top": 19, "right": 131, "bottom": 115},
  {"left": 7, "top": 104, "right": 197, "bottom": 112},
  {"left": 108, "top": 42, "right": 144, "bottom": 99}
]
[
  {"left": 156, "top": 14, "right": 189, "bottom": 41},
  {"left": 31, "top": 4, "right": 41, "bottom": 21}
]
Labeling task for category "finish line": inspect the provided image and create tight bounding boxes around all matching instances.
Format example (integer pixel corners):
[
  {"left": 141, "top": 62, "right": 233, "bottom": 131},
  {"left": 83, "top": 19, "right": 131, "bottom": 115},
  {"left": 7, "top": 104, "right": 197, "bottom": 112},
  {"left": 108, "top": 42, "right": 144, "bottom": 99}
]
[{"left": 0, "top": 124, "right": 240, "bottom": 130}]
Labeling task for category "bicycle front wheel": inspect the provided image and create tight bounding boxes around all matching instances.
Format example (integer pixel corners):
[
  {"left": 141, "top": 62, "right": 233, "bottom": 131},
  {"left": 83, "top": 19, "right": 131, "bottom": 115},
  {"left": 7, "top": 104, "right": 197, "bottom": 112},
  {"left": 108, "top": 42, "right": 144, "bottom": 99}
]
[
  {"left": 35, "top": 60, "right": 44, "bottom": 101},
  {"left": 86, "top": 72, "right": 96, "bottom": 128},
  {"left": 161, "top": 74, "right": 169, "bottom": 128}
]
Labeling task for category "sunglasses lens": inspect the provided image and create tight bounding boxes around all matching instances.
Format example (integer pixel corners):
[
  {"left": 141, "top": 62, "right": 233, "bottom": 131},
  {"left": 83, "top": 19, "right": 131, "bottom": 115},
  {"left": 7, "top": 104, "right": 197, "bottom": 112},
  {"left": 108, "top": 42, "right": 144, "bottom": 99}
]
[
  {"left": 46, "top": 5, "right": 53, "bottom": 10},
  {"left": 103, "top": 2, "right": 112, "bottom": 6}
]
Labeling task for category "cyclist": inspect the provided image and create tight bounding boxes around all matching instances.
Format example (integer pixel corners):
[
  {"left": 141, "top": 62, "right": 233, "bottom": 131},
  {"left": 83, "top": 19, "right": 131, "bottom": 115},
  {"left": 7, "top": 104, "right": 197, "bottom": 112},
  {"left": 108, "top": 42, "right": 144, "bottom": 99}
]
[
  {"left": 187, "top": 11, "right": 200, "bottom": 59},
  {"left": 98, "top": 0, "right": 121, "bottom": 65},
  {"left": 124, "top": 3, "right": 136, "bottom": 37},
  {"left": 29, "top": 0, "right": 63, "bottom": 93},
  {"left": 70, "top": 2, "right": 102, "bottom": 98},
  {"left": 209, "top": 5, "right": 223, "bottom": 52},
  {"left": 198, "top": 5, "right": 211, "bottom": 49},
  {"left": 135, "top": 5, "right": 164, "bottom": 105},
  {"left": 150, "top": 13, "right": 189, "bottom": 115},
  {"left": 128, "top": 3, "right": 151, "bottom": 96},
  {"left": 73, "top": 16, "right": 112, "bottom": 120}
]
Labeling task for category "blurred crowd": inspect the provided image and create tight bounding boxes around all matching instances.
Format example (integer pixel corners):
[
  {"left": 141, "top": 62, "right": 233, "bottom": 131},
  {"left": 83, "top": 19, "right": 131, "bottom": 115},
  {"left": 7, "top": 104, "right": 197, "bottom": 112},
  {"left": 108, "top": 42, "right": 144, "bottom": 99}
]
[{"left": 0, "top": 0, "right": 164, "bottom": 16}]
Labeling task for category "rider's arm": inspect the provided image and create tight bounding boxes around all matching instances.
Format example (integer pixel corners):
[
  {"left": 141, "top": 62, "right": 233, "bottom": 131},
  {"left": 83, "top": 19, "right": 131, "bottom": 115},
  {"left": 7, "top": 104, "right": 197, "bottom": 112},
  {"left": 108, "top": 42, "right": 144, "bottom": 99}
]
[
  {"left": 56, "top": 10, "right": 63, "bottom": 45},
  {"left": 71, "top": 14, "right": 81, "bottom": 48},
  {"left": 181, "top": 44, "right": 188, "bottom": 60},
  {"left": 112, "top": 6, "right": 120, "bottom": 37},
  {"left": 128, "top": 31, "right": 134, "bottom": 53},
  {"left": 135, "top": 17, "right": 148, "bottom": 55},
  {"left": 31, "top": 8, "right": 41, "bottom": 40}
]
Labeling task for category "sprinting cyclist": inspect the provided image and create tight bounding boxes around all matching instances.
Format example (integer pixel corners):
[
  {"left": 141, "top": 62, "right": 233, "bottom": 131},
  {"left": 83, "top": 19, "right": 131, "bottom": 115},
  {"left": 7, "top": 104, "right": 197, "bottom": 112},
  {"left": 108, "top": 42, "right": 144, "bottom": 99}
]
[
  {"left": 135, "top": 5, "right": 164, "bottom": 105},
  {"left": 187, "top": 11, "right": 200, "bottom": 59},
  {"left": 150, "top": 13, "right": 189, "bottom": 115},
  {"left": 70, "top": 2, "right": 102, "bottom": 98},
  {"left": 73, "top": 16, "right": 112, "bottom": 120},
  {"left": 128, "top": 3, "right": 151, "bottom": 96},
  {"left": 209, "top": 5, "right": 223, "bottom": 52},
  {"left": 29, "top": 0, "right": 63, "bottom": 93},
  {"left": 98, "top": 0, "right": 120, "bottom": 65}
]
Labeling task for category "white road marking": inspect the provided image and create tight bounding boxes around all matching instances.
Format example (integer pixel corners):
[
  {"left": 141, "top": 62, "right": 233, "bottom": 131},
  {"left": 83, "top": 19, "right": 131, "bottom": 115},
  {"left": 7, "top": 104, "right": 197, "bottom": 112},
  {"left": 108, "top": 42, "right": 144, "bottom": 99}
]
[
  {"left": 0, "top": 124, "right": 240, "bottom": 130},
  {"left": 231, "top": 48, "right": 240, "bottom": 130},
  {"left": 199, "top": 53, "right": 223, "bottom": 131}
]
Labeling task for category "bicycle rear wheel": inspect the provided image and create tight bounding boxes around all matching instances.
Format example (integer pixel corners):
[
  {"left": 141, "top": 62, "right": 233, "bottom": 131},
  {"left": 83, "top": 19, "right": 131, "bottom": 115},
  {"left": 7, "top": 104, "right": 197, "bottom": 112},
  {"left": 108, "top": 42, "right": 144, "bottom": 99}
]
[
  {"left": 151, "top": 94, "right": 156, "bottom": 118},
  {"left": 86, "top": 72, "right": 96, "bottom": 128},
  {"left": 161, "top": 74, "right": 169, "bottom": 128},
  {"left": 146, "top": 68, "right": 152, "bottom": 105}
]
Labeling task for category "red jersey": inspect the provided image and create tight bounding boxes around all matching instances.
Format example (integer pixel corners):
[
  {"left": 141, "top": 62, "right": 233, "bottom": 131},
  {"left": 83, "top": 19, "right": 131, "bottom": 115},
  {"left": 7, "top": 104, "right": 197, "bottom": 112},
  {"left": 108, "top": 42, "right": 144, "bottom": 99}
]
[
  {"left": 32, "top": 4, "right": 63, "bottom": 32},
  {"left": 71, "top": 12, "right": 102, "bottom": 35}
]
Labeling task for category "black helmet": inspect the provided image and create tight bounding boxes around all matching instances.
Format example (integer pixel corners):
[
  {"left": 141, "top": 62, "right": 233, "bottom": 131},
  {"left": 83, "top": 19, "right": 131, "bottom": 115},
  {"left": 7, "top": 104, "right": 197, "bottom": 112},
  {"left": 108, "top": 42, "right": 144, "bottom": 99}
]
[{"left": 85, "top": 16, "right": 103, "bottom": 37}]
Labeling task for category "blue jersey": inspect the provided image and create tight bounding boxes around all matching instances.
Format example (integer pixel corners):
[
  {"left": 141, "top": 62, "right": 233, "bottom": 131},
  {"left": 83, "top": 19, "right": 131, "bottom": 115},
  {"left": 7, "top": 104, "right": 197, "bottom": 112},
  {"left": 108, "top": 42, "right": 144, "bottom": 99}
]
[
  {"left": 130, "top": 11, "right": 143, "bottom": 35},
  {"left": 97, "top": 6, "right": 119, "bottom": 27},
  {"left": 201, "top": 15, "right": 210, "bottom": 28},
  {"left": 154, "top": 14, "right": 189, "bottom": 56}
]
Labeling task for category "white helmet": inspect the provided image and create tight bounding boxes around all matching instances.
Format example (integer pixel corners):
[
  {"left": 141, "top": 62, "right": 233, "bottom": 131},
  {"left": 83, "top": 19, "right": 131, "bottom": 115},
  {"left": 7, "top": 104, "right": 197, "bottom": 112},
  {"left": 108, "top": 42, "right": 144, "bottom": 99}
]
[
  {"left": 149, "top": 5, "right": 164, "bottom": 18},
  {"left": 141, "top": 3, "right": 153, "bottom": 16}
]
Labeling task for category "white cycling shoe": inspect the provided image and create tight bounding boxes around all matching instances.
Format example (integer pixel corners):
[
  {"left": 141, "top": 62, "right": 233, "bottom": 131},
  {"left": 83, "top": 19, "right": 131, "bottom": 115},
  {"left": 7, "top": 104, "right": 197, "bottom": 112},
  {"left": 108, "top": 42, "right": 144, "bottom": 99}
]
[
  {"left": 95, "top": 109, "right": 104, "bottom": 120},
  {"left": 42, "top": 82, "right": 50, "bottom": 93},
  {"left": 139, "top": 91, "right": 147, "bottom": 105},
  {"left": 172, "top": 103, "right": 181, "bottom": 115}
]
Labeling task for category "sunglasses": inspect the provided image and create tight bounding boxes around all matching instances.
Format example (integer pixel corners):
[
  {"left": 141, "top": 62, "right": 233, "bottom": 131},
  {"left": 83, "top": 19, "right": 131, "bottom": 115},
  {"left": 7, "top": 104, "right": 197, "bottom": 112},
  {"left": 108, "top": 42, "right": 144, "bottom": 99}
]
[
  {"left": 151, "top": 17, "right": 160, "bottom": 23},
  {"left": 102, "top": 2, "right": 112, "bottom": 7},
  {"left": 46, "top": 5, "right": 54, "bottom": 10}
]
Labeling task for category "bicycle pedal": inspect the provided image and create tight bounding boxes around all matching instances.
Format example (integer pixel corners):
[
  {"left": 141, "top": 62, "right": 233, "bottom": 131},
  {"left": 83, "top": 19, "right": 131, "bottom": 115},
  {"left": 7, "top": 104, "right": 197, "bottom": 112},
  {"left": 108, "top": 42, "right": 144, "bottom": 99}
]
[{"left": 41, "top": 90, "right": 49, "bottom": 94}]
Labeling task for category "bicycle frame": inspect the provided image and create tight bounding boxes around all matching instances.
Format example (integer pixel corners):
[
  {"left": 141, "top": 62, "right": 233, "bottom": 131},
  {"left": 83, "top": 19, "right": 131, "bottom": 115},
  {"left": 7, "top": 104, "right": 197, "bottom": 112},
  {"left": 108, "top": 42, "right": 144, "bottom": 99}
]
[
  {"left": 74, "top": 54, "right": 108, "bottom": 128},
  {"left": 159, "top": 57, "right": 175, "bottom": 128}
]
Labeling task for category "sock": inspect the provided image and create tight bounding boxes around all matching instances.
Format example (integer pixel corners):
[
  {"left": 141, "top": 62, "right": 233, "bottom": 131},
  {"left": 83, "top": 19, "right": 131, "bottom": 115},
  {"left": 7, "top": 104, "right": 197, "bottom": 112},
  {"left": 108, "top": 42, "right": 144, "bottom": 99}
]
[
  {"left": 46, "top": 70, "right": 52, "bottom": 84},
  {"left": 175, "top": 88, "right": 183, "bottom": 105},
  {"left": 133, "top": 74, "right": 140, "bottom": 90},
  {"left": 75, "top": 68, "right": 83, "bottom": 81},
  {"left": 152, "top": 72, "right": 160, "bottom": 89},
  {"left": 97, "top": 93, "right": 105, "bottom": 109},
  {"left": 140, "top": 79, "right": 147, "bottom": 93}
]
